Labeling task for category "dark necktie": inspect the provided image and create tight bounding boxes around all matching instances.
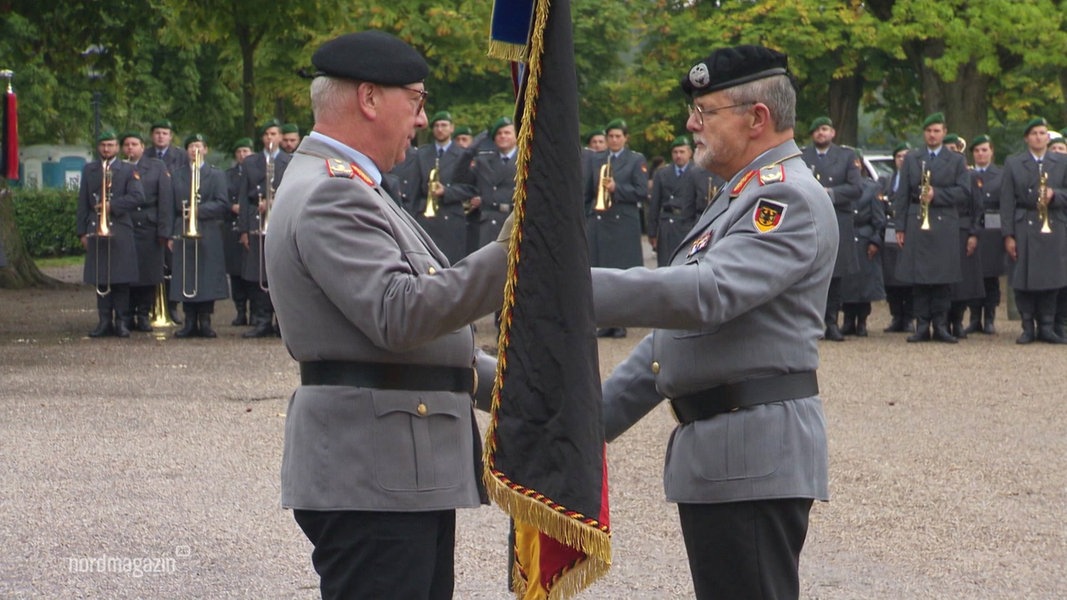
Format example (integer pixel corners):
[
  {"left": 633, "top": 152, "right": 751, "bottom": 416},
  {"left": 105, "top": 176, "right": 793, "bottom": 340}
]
[
  {"left": 502, "top": 156, "right": 509, "bottom": 164},
  {"left": 437, "top": 147, "right": 443, "bottom": 159},
  {"left": 817, "top": 153, "right": 825, "bottom": 161},
  {"left": 676, "top": 167, "right": 683, "bottom": 177},
  {"left": 929, "top": 151, "right": 936, "bottom": 161}
]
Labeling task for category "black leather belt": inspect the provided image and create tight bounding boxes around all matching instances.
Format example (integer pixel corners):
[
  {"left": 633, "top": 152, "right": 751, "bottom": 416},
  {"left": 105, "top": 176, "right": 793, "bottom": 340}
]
[
  {"left": 665, "top": 207, "right": 685, "bottom": 216},
  {"left": 300, "top": 360, "right": 475, "bottom": 393},
  {"left": 669, "top": 371, "right": 818, "bottom": 424}
]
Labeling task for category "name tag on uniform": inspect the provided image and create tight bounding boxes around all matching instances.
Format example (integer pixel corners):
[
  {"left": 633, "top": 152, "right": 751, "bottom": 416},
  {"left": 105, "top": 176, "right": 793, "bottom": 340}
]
[
  {"left": 984, "top": 213, "right": 1001, "bottom": 229},
  {"left": 884, "top": 226, "right": 896, "bottom": 244}
]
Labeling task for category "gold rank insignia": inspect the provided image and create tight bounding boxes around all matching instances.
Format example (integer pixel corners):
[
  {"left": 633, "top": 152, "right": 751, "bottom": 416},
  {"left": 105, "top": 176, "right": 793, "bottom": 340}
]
[
  {"left": 325, "top": 158, "right": 354, "bottom": 179},
  {"left": 758, "top": 164, "right": 785, "bottom": 185},
  {"left": 731, "top": 169, "right": 758, "bottom": 197},
  {"left": 753, "top": 198, "right": 787, "bottom": 233}
]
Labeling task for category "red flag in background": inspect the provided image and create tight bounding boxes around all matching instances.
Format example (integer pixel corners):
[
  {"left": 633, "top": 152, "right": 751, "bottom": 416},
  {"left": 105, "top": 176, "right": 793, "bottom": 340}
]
[
  {"left": 2, "top": 73, "right": 19, "bottom": 180},
  {"left": 484, "top": 0, "right": 611, "bottom": 598}
]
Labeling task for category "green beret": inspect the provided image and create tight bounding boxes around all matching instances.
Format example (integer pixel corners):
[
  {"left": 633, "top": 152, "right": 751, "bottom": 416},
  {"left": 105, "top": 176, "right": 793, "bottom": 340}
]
[
  {"left": 584, "top": 129, "right": 605, "bottom": 144},
  {"left": 311, "top": 30, "right": 429, "bottom": 86},
  {"left": 280, "top": 123, "right": 300, "bottom": 135},
  {"left": 233, "top": 137, "right": 254, "bottom": 150},
  {"left": 183, "top": 133, "right": 207, "bottom": 148},
  {"left": 893, "top": 142, "right": 910, "bottom": 155},
  {"left": 430, "top": 111, "right": 452, "bottom": 125},
  {"left": 681, "top": 45, "right": 790, "bottom": 97},
  {"left": 922, "top": 112, "right": 945, "bottom": 128},
  {"left": 96, "top": 130, "right": 117, "bottom": 143},
  {"left": 1024, "top": 116, "right": 1048, "bottom": 135},
  {"left": 490, "top": 116, "right": 514, "bottom": 139},
  {"left": 119, "top": 131, "right": 143, "bottom": 144},
  {"left": 454, "top": 125, "right": 472, "bottom": 137},
  {"left": 150, "top": 119, "right": 174, "bottom": 132},
  {"left": 670, "top": 135, "right": 691, "bottom": 149},
  {"left": 808, "top": 116, "right": 832, "bottom": 134},
  {"left": 971, "top": 135, "right": 991, "bottom": 147},
  {"left": 944, "top": 133, "right": 960, "bottom": 145},
  {"left": 258, "top": 118, "right": 282, "bottom": 136},
  {"left": 605, "top": 118, "right": 627, "bottom": 134}
]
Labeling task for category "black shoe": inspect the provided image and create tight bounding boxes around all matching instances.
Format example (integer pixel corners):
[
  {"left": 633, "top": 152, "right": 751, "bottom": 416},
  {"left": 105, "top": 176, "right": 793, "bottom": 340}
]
[
  {"left": 932, "top": 321, "right": 958, "bottom": 344},
  {"left": 907, "top": 320, "right": 931, "bottom": 343},
  {"left": 114, "top": 319, "right": 132, "bottom": 338},
  {"left": 824, "top": 323, "right": 845, "bottom": 342},
  {"left": 840, "top": 316, "right": 856, "bottom": 336},
  {"left": 855, "top": 318, "right": 868, "bottom": 337},
  {"left": 983, "top": 313, "right": 996, "bottom": 335},
  {"left": 133, "top": 315, "right": 153, "bottom": 332},
  {"left": 610, "top": 327, "right": 627, "bottom": 338},
  {"left": 1016, "top": 316, "right": 1035, "bottom": 345},
  {"left": 231, "top": 310, "right": 248, "bottom": 327},
  {"left": 883, "top": 315, "right": 906, "bottom": 333},
  {"left": 963, "top": 315, "right": 982, "bottom": 335},
  {"left": 198, "top": 315, "right": 217, "bottom": 338},
  {"left": 243, "top": 321, "right": 275, "bottom": 338},
  {"left": 596, "top": 327, "right": 615, "bottom": 338},
  {"left": 88, "top": 318, "right": 114, "bottom": 338},
  {"left": 950, "top": 320, "right": 967, "bottom": 340},
  {"left": 1037, "top": 321, "right": 1067, "bottom": 344},
  {"left": 174, "top": 315, "right": 199, "bottom": 338}
]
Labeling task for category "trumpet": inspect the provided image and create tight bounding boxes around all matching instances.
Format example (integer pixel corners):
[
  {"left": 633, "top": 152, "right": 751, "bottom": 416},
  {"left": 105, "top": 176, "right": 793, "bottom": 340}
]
[
  {"left": 919, "top": 160, "right": 931, "bottom": 231},
  {"left": 181, "top": 148, "right": 203, "bottom": 299},
  {"left": 424, "top": 158, "right": 439, "bottom": 218},
  {"left": 258, "top": 143, "right": 275, "bottom": 291},
  {"left": 594, "top": 155, "right": 612, "bottom": 212},
  {"left": 94, "top": 160, "right": 114, "bottom": 297},
  {"left": 1038, "top": 165, "right": 1051, "bottom": 234}
]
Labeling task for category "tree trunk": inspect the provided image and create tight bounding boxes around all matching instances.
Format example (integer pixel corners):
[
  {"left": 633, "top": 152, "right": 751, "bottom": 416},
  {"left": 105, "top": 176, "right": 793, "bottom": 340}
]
[
  {"left": 829, "top": 74, "right": 862, "bottom": 147},
  {"left": 940, "top": 61, "right": 989, "bottom": 151},
  {"left": 0, "top": 186, "right": 64, "bottom": 289}
]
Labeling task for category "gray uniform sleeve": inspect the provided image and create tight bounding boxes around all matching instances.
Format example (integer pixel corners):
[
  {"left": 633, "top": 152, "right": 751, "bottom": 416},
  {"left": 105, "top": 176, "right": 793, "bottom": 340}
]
[{"left": 602, "top": 334, "right": 662, "bottom": 441}]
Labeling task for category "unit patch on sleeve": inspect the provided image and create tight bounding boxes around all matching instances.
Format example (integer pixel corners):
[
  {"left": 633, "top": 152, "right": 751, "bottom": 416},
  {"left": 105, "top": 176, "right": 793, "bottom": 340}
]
[{"left": 753, "top": 198, "right": 787, "bottom": 233}]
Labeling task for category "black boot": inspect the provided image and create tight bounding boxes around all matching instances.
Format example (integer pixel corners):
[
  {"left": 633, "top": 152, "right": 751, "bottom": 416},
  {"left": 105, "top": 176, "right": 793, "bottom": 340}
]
[
  {"left": 1053, "top": 315, "right": 1067, "bottom": 340},
  {"left": 824, "top": 319, "right": 845, "bottom": 342},
  {"left": 198, "top": 313, "right": 217, "bottom": 338},
  {"left": 611, "top": 327, "right": 627, "bottom": 338},
  {"left": 1037, "top": 318, "right": 1067, "bottom": 344},
  {"left": 231, "top": 304, "right": 248, "bottom": 327},
  {"left": 855, "top": 316, "right": 868, "bottom": 337},
  {"left": 963, "top": 309, "right": 982, "bottom": 335},
  {"left": 114, "top": 316, "right": 132, "bottom": 338},
  {"left": 932, "top": 315, "right": 958, "bottom": 344},
  {"left": 133, "top": 307, "right": 153, "bottom": 332},
  {"left": 883, "top": 314, "right": 906, "bottom": 333},
  {"left": 1016, "top": 315, "right": 1035, "bottom": 345},
  {"left": 840, "top": 313, "right": 856, "bottom": 336},
  {"left": 950, "top": 317, "right": 967, "bottom": 340},
  {"left": 243, "top": 316, "right": 275, "bottom": 338},
  {"left": 907, "top": 319, "right": 931, "bottom": 343},
  {"left": 174, "top": 308, "right": 199, "bottom": 338},
  {"left": 982, "top": 307, "right": 996, "bottom": 335},
  {"left": 88, "top": 311, "right": 114, "bottom": 338}
]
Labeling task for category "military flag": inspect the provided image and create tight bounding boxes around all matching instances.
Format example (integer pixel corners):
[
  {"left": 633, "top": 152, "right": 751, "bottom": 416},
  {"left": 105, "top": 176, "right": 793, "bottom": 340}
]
[
  {"left": 2, "top": 70, "right": 18, "bottom": 180},
  {"left": 484, "top": 0, "right": 611, "bottom": 598}
]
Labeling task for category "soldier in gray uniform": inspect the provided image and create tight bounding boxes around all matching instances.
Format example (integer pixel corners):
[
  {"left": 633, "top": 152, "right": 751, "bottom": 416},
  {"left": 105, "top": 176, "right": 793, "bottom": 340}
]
[
  {"left": 999, "top": 117, "right": 1067, "bottom": 344},
  {"left": 238, "top": 120, "right": 291, "bottom": 338},
  {"left": 460, "top": 116, "right": 516, "bottom": 252},
  {"left": 76, "top": 130, "right": 146, "bottom": 338},
  {"left": 967, "top": 135, "right": 1005, "bottom": 334},
  {"left": 264, "top": 31, "right": 509, "bottom": 599},
  {"left": 386, "top": 144, "right": 419, "bottom": 212},
  {"left": 149, "top": 119, "right": 187, "bottom": 323},
  {"left": 647, "top": 136, "right": 716, "bottom": 267},
  {"left": 592, "top": 45, "right": 835, "bottom": 599},
  {"left": 413, "top": 110, "right": 469, "bottom": 263},
  {"left": 802, "top": 116, "right": 862, "bottom": 341},
  {"left": 947, "top": 155, "right": 985, "bottom": 339},
  {"left": 168, "top": 134, "right": 230, "bottom": 338},
  {"left": 892, "top": 112, "right": 970, "bottom": 343},
  {"left": 280, "top": 123, "right": 301, "bottom": 154},
  {"left": 224, "top": 138, "right": 254, "bottom": 326},
  {"left": 840, "top": 171, "right": 886, "bottom": 336},
  {"left": 881, "top": 143, "right": 913, "bottom": 332},
  {"left": 585, "top": 118, "right": 649, "bottom": 338},
  {"left": 121, "top": 131, "right": 174, "bottom": 332}
]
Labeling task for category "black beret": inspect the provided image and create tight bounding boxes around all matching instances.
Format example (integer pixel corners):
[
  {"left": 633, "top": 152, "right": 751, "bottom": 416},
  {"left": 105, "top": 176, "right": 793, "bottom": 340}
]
[
  {"left": 681, "top": 45, "right": 789, "bottom": 97},
  {"left": 311, "top": 30, "right": 429, "bottom": 86}
]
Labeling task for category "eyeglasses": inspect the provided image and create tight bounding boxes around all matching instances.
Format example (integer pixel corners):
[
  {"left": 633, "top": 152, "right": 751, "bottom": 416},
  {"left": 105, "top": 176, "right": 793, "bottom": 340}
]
[
  {"left": 401, "top": 86, "right": 429, "bottom": 115},
  {"left": 687, "top": 101, "right": 754, "bottom": 126}
]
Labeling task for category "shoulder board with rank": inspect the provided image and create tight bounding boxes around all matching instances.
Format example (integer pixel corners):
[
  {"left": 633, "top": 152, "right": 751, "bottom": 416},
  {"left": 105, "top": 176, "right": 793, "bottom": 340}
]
[
  {"left": 325, "top": 158, "right": 374, "bottom": 186},
  {"left": 758, "top": 164, "right": 785, "bottom": 185}
]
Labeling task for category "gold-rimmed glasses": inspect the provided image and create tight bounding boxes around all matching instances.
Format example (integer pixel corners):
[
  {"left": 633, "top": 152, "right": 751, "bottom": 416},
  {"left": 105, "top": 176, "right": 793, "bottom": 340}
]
[
  {"left": 401, "top": 86, "right": 429, "bottom": 115},
  {"left": 687, "top": 101, "right": 754, "bottom": 126}
]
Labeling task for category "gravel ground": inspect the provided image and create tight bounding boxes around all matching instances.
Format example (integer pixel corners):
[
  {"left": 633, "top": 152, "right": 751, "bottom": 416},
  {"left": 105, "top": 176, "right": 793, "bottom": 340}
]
[{"left": 1, "top": 260, "right": 1065, "bottom": 599}]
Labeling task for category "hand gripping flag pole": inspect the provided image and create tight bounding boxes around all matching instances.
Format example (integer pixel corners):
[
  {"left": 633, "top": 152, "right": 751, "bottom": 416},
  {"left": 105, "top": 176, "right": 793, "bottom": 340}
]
[{"left": 484, "top": 0, "right": 611, "bottom": 598}]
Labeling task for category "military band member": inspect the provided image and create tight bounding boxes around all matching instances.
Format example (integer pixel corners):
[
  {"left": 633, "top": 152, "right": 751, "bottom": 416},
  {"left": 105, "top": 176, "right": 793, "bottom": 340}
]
[
  {"left": 647, "top": 136, "right": 717, "bottom": 267},
  {"left": 948, "top": 144, "right": 985, "bottom": 339},
  {"left": 148, "top": 119, "right": 188, "bottom": 173},
  {"left": 966, "top": 135, "right": 1004, "bottom": 334},
  {"left": 280, "top": 123, "right": 302, "bottom": 154},
  {"left": 592, "top": 45, "right": 834, "bottom": 599},
  {"left": 76, "top": 130, "right": 146, "bottom": 338},
  {"left": 414, "top": 110, "right": 469, "bottom": 263},
  {"left": 225, "top": 137, "right": 254, "bottom": 326},
  {"left": 121, "top": 131, "right": 174, "bottom": 332},
  {"left": 999, "top": 117, "right": 1067, "bottom": 344},
  {"left": 239, "top": 119, "right": 291, "bottom": 338},
  {"left": 461, "top": 116, "right": 516, "bottom": 252},
  {"left": 802, "top": 116, "right": 863, "bottom": 341},
  {"left": 453, "top": 125, "right": 473, "bottom": 149},
  {"left": 944, "top": 133, "right": 967, "bottom": 157},
  {"left": 881, "top": 143, "right": 913, "bottom": 332},
  {"left": 1049, "top": 133, "right": 1067, "bottom": 155},
  {"left": 1051, "top": 133, "right": 1067, "bottom": 338},
  {"left": 892, "top": 112, "right": 970, "bottom": 343},
  {"left": 840, "top": 170, "right": 886, "bottom": 336},
  {"left": 386, "top": 144, "right": 418, "bottom": 211},
  {"left": 169, "top": 134, "right": 230, "bottom": 338},
  {"left": 585, "top": 118, "right": 649, "bottom": 338}
]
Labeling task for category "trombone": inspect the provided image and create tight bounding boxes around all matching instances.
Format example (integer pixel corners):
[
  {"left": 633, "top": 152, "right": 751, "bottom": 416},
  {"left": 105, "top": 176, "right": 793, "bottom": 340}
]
[
  {"left": 149, "top": 281, "right": 175, "bottom": 327},
  {"left": 257, "top": 143, "right": 275, "bottom": 292},
  {"left": 181, "top": 148, "right": 203, "bottom": 299},
  {"left": 1037, "top": 164, "right": 1052, "bottom": 234},
  {"left": 594, "top": 154, "right": 612, "bottom": 212},
  {"left": 919, "top": 160, "right": 932, "bottom": 230},
  {"left": 423, "top": 157, "right": 439, "bottom": 218},
  {"left": 94, "top": 162, "right": 113, "bottom": 297}
]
